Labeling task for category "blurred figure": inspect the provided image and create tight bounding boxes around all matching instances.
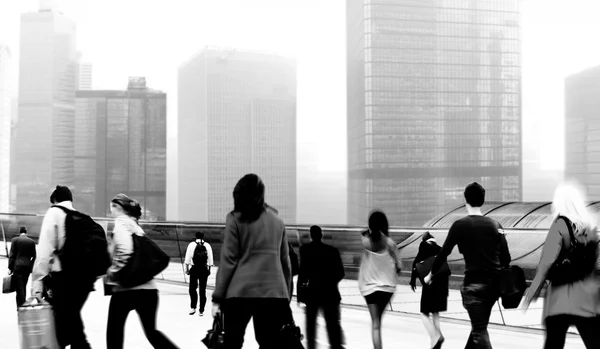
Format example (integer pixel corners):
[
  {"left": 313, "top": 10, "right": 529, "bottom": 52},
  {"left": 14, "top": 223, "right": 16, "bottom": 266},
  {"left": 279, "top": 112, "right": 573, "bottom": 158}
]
[
  {"left": 8, "top": 226, "right": 36, "bottom": 308},
  {"left": 211, "top": 174, "right": 293, "bottom": 349},
  {"left": 410, "top": 232, "right": 449, "bottom": 349},
  {"left": 358, "top": 210, "right": 401, "bottom": 349},
  {"left": 184, "top": 231, "right": 214, "bottom": 316},
  {"left": 426, "top": 182, "right": 511, "bottom": 349},
  {"left": 522, "top": 182, "right": 600, "bottom": 349},
  {"left": 105, "top": 193, "right": 179, "bottom": 349},
  {"left": 298, "top": 225, "right": 345, "bottom": 349}
]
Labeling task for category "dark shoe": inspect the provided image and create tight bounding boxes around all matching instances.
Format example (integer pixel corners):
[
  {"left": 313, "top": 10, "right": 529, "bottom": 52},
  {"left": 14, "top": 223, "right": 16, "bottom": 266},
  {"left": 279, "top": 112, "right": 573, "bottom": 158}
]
[{"left": 432, "top": 336, "right": 445, "bottom": 349}]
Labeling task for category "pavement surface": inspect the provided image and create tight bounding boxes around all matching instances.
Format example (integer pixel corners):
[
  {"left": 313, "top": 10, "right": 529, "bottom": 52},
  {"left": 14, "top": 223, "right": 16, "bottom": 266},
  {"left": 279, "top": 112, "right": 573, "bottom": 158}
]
[{"left": 1, "top": 259, "right": 589, "bottom": 349}]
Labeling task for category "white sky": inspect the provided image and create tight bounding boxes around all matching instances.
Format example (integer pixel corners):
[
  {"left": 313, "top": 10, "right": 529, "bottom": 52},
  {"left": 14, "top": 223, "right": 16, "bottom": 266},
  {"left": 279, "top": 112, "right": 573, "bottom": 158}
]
[{"left": 1, "top": 0, "right": 600, "bottom": 221}]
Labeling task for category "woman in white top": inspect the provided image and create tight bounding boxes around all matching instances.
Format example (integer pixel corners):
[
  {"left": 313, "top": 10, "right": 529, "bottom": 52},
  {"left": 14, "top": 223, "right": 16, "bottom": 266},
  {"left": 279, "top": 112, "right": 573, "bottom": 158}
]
[
  {"left": 105, "top": 193, "right": 179, "bottom": 349},
  {"left": 359, "top": 210, "right": 401, "bottom": 349}
]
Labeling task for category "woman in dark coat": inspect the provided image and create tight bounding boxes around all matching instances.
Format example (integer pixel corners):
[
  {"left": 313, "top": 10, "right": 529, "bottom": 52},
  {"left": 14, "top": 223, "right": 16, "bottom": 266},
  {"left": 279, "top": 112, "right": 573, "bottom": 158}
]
[{"left": 410, "top": 232, "right": 450, "bottom": 349}]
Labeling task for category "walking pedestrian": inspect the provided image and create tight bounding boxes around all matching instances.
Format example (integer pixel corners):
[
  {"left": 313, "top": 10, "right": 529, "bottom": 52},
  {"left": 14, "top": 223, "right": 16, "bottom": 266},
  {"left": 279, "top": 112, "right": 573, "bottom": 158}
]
[
  {"left": 184, "top": 231, "right": 213, "bottom": 316},
  {"left": 8, "top": 226, "right": 36, "bottom": 308}
]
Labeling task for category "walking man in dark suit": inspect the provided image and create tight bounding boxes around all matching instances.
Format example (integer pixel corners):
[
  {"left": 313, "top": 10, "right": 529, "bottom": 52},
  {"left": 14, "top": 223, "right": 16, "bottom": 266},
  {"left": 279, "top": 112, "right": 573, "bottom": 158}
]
[
  {"left": 8, "top": 227, "right": 36, "bottom": 308},
  {"left": 298, "top": 225, "right": 345, "bottom": 349}
]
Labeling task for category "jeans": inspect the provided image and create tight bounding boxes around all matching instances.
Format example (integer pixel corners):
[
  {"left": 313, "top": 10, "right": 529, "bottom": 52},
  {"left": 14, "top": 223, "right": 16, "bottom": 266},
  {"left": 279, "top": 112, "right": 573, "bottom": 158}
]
[
  {"left": 107, "top": 289, "right": 179, "bottom": 349},
  {"left": 544, "top": 315, "right": 600, "bottom": 349},
  {"left": 305, "top": 303, "right": 345, "bottom": 349},
  {"left": 223, "top": 298, "right": 292, "bottom": 349},
  {"left": 49, "top": 273, "right": 92, "bottom": 349},
  {"left": 13, "top": 271, "right": 30, "bottom": 308},
  {"left": 189, "top": 266, "right": 210, "bottom": 312},
  {"left": 461, "top": 282, "right": 499, "bottom": 349}
]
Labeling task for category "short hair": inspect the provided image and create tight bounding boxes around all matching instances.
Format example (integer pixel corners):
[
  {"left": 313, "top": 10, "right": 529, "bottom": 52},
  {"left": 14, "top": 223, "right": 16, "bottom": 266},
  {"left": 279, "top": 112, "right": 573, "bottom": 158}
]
[
  {"left": 309, "top": 225, "right": 323, "bottom": 241},
  {"left": 464, "top": 182, "right": 485, "bottom": 208},
  {"left": 111, "top": 193, "right": 142, "bottom": 220},
  {"left": 195, "top": 231, "right": 204, "bottom": 240},
  {"left": 50, "top": 185, "right": 73, "bottom": 204},
  {"left": 19, "top": 226, "right": 27, "bottom": 235}
]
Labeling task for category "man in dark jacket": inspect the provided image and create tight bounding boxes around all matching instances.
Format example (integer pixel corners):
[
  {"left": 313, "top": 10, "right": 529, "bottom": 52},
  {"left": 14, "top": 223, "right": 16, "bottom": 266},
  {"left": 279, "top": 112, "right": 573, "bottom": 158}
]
[
  {"left": 298, "top": 225, "right": 345, "bottom": 349},
  {"left": 9, "top": 226, "right": 36, "bottom": 308}
]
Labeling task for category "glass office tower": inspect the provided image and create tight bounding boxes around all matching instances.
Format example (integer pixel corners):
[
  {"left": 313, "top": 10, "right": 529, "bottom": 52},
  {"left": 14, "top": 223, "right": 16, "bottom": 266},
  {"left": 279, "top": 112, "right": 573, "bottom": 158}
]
[{"left": 347, "top": 0, "right": 522, "bottom": 226}]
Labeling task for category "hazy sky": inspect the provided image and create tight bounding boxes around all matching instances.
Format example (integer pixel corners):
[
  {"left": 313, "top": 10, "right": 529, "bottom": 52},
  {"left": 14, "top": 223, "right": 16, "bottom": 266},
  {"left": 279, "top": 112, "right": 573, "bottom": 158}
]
[{"left": 1, "top": 0, "right": 600, "bottom": 222}]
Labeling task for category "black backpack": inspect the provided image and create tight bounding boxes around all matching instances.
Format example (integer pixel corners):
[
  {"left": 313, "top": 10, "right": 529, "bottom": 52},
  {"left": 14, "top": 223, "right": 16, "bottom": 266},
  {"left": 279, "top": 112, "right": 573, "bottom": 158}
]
[
  {"left": 52, "top": 206, "right": 112, "bottom": 288},
  {"left": 547, "top": 216, "right": 599, "bottom": 287},
  {"left": 193, "top": 241, "right": 208, "bottom": 267},
  {"left": 118, "top": 233, "right": 170, "bottom": 288}
]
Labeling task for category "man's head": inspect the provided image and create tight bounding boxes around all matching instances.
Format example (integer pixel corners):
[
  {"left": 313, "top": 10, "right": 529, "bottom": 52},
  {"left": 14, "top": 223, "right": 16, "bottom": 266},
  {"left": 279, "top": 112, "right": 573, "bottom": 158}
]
[
  {"left": 19, "top": 226, "right": 27, "bottom": 235},
  {"left": 195, "top": 231, "right": 204, "bottom": 240},
  {"left": 310, "top": 225, "right": 323, "bottom": 242},
  {"left": 464, "top": 182, "right": 485, "bottom": 208},
  {"left": 50, "top": 185, "right": 73, "bottom": 204}
]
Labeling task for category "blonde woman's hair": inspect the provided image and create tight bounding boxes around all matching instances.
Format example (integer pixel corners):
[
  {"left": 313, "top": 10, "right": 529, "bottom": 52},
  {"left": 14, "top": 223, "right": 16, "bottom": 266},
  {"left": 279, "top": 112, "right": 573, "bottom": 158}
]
[{"left": 551, "top": 181, "right": 597, "bottom": 234}]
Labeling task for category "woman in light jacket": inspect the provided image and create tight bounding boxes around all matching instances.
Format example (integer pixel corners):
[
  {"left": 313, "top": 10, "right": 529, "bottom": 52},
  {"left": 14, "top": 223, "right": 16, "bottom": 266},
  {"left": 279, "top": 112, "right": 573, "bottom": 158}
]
[
  {"left": 358, "top": 210, "right": 400, "bottom": 349},
  {"left": 211, "top": 174, "right": 293, "bottom": 349},
  {"left": 105, "top": 193, "right": 179, "bottom": 349},
  {"left": 522, "top": 183, "right": 600, "bottom": 349}
]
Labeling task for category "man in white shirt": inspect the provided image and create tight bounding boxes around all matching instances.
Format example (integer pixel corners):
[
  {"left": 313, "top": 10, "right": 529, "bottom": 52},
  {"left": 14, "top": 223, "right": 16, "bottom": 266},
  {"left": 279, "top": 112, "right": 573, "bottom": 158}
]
[
  {"left": 184, "top": 231, "right": 213, "bottom": 316},
  {"left": 31, "top": 185, "right": 93, "bottom": 349}
]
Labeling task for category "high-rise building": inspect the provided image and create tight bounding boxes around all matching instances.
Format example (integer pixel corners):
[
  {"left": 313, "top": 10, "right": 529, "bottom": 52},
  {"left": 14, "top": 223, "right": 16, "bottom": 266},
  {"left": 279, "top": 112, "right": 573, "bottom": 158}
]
[
  {"left": 74, "top": 77, "right": 167, "bottom": 220},
  {"left": 177, "top": 47, "right": 297, "bottom": 223},
  {"left": 76, "top": 51, "right": 93, "bottom": 90},
  {"left": 347, "top": 0, "right": 522, "bottom": 226},
  {"left": 565, "top": 65, "right": 600, "bottom": 199},
  {"left": 0, "top": 45, "right": 12, "bottom": 213},
  {"left": 11, "top": 6, "right": 77, "bottom": 213}
]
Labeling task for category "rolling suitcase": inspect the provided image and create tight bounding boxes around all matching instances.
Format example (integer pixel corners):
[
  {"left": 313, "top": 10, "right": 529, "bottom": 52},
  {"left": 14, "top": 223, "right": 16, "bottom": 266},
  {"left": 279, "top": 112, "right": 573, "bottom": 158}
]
[{"left": 18, "top": 298, "right": 60, "bottom": 349}]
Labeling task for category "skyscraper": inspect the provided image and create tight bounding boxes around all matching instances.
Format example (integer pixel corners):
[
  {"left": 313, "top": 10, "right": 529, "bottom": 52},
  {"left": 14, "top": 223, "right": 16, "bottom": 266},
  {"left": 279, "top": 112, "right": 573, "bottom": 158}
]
[
  {"left": 0, "top": 45, "right": 12, "bottom": 213},
  {"left": 76, "top": 51, "right": 93, "bottom": 90},
  {"left": 74, "top": 77, "right": 167, "bottom": 220},
  {"left": 177, "top": 47, "right": 297, "bottom": 223},
  {"left": 12, "top": 5, "right": 77, "bottom": 213},
  {"left": 565, "top": 65, "right": 600, "bottom": 199},
  {"left": 347, "top": 0, "right": 522, "bottom": 226}
]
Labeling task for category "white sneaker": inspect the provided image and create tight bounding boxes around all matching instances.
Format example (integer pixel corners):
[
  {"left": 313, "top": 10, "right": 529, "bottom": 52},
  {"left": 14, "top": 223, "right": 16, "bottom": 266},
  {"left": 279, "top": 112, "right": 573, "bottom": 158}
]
[
  {"left": 189, "top": 309, "right": 196, "bottom": 315},
  {"left": 199, "top": 312, "right": 204, "bottom": 317}
]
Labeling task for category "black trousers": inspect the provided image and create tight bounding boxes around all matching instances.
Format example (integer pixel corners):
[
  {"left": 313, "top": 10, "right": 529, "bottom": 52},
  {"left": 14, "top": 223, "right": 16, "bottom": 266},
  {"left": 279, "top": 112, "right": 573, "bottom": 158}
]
[
  {"left": 223, "top": 298, "right": 292, "bottom": 349},
  {"left": 50, "top": 274, "right": 92, "bottom": 349},
  {"left": 189, "top": 266, "right": 210, "bottom": 312},
  {"left": 107, "top": 289, "right": 179, "bottom": 349},
  {"left": 305, "top": 302, "right": 345, "bottom": 349},
  {"left": 544, "top": 315, "right": 600, "bottom": 349},
  {"left": 461, "top": 282, "right": 499, "bottom": 349},
  {"left": 13, "top": 271, "right": 30, "bottom": 308}
]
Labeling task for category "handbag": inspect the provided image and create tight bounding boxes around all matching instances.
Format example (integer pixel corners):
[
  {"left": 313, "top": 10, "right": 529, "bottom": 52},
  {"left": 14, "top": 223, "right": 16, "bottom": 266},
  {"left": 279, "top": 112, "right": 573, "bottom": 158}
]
[
  {"left": 202, "top": 313, "right": 225, "bottom": 349},
  {"left": 18, "top": 298, "right": 60, "bottom": 349},
  {"left": 415, "top": 256, "right": 451, "bottom": 284},
  {"left": 277, "top": 303, "right": 305, "bottom": 348},
  {"left": 3, "top": 274, "right": 15, "bottom": 294},
  {"left": 117, "top": 233, "right": 170, "bottom": 288},
  {"left": 499, "top": 265, "right": 526, "bottom": 309}
]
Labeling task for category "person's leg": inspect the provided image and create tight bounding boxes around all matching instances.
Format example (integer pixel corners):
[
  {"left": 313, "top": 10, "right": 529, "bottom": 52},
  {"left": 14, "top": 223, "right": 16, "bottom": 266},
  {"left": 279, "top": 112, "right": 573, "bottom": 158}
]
[
  {"left": 323, "top": 302, "right": 345, "bottom": 349},
  {"left": 461, "top": 284, "right": 494, "bottom": 349},
  {"left": 432, "top": 312, "right": 444, "bottom": 346},
  {"left": 189, "top": 268, "right": 199, "bottom": 312},
  {"left": 224, "top": 298, "right": 254, "bottom": 349},
  {"left": 366, "top": 292, "right": 390, "bottom": 349},
  {"left": 133, "top": 290, "right": 179, "bottom": 349},
  {"left": 543, "top": 315, "right": 571, "bottom": 349},
  {"left": 304, "top": 303, "right": 319, "bottom": 349},
  {"left": 573, "top": 316, "right": 600, "bottom": 349},
  {"left": 68, "top": 289, "right": 93, "bottom": 349},
  {"left": 14, "top": 272, "right": 27, "bottom": 308},
  {"left": 106, "top": 291, "right": 134, "bottom": 349},
  {"left": 420, "top": 313, "right": 438, "bottom": 346},
  {"left": 199, "top": 268, "right": 209, "bottom": 314},
  {"left": 253, "top": 298, "right": 295, "bottom": 349}
]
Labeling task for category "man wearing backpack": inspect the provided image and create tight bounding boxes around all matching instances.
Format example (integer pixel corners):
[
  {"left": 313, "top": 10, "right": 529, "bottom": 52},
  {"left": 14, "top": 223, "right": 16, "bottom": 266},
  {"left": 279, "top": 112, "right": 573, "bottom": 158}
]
[
  {"left": 184, "top": 231, "right": 213, "bottom": 316},
  {"left": 31, "top": 185, "right": 111, "bottom": 349}
]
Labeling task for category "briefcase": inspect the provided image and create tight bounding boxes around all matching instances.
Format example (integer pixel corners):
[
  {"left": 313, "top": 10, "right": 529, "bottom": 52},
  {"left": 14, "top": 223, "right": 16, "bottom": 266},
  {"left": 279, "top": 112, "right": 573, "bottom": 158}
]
[
  {"left": 415, "top": 256, "right": 451, "bottom": 284},
  {"left": 18, "top": 298, "right": 60, "bottom": 349},
  {"left": 2, "top": 274, "right": 15, "bottom": 294}
]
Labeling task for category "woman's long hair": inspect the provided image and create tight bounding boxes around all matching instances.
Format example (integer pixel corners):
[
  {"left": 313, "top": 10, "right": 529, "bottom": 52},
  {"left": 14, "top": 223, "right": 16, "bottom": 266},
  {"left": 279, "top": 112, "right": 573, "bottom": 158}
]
[
  {"left": 233, "top": 174, "right": 266, "bottom": 223},
  {"left": 551, "top": 181, "right": 597, "bottom": 237},
  {"left": 368, "top": 210, "right": 389, "bottom": 242}
]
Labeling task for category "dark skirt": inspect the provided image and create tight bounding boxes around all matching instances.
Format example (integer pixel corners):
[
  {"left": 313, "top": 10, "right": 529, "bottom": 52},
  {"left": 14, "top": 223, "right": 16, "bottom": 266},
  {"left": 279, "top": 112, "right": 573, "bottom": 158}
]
[{"left": 420, "top": 280, "right": 449, "bottom": 314}]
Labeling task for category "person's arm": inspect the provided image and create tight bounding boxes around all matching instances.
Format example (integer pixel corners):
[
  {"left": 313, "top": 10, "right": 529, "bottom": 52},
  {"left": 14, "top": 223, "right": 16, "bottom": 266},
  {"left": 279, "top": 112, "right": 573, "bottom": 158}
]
[
  {"left": 212, "top": 214, "right": 241, "bottom": 304},
  {"left": 183, "top": 242, "right": 194, "bottom": 274},
  {"left": 430, "top": 222, "right": 460, "bottom": 276},
  {"left": 8, "top": 238, "right": 17, "bottom": 272},
  {"left": 333, "top": 248, "right": 345, "bottom": 283},
  {"left": 280, "top": 228, "right": 292, "bottom": 300},
  {"left": 106, "top": 223, "right": 134, "bottom": 283},
  {"left": 207, "top": 242, "right": 214, "bottom": 267},
  {"left": 524, "top": 219, "right": 564, "bottom": 304},
  {"left": 499, "top": 225, "right": 511, "bottom": 268},
  {"left": 31, "top": 240, "right": 37, "bottom": 265},
  {"left": 410, "top": 242, "right": 428, "bottom": 288},
  {"left": 31, "top": 209, "right": 59, "bottom": 297}
]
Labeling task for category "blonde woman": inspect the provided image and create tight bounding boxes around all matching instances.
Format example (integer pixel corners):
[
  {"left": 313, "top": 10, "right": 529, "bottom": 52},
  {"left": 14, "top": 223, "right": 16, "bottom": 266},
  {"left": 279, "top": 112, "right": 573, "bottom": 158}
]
[{"left": 521, "top": 182, "right": 600, "bottom": 349}]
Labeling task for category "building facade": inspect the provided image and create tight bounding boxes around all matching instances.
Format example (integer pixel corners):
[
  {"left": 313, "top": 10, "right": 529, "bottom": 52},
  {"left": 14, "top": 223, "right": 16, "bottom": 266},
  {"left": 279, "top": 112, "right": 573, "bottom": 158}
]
[
  {"left": 347, "top": 0, "right": 522, "bottom": 226},
  {"left": 565, "top": 65, "right": 600, "bottom": 199},
  {"left": 12, "top": 7, "right": 77, "bottom": 213},
  {"left": 177, "top": 47, "right": 297, "bottom": 223},
  {"left": 76, "top": 51, "right": 93, "bottom": 90},
  {"left": 0, "top": 45, "right": 12, "bottom": 213},
  {"left": 74, "top": 78, "right": 167, "bottom": 220}
]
